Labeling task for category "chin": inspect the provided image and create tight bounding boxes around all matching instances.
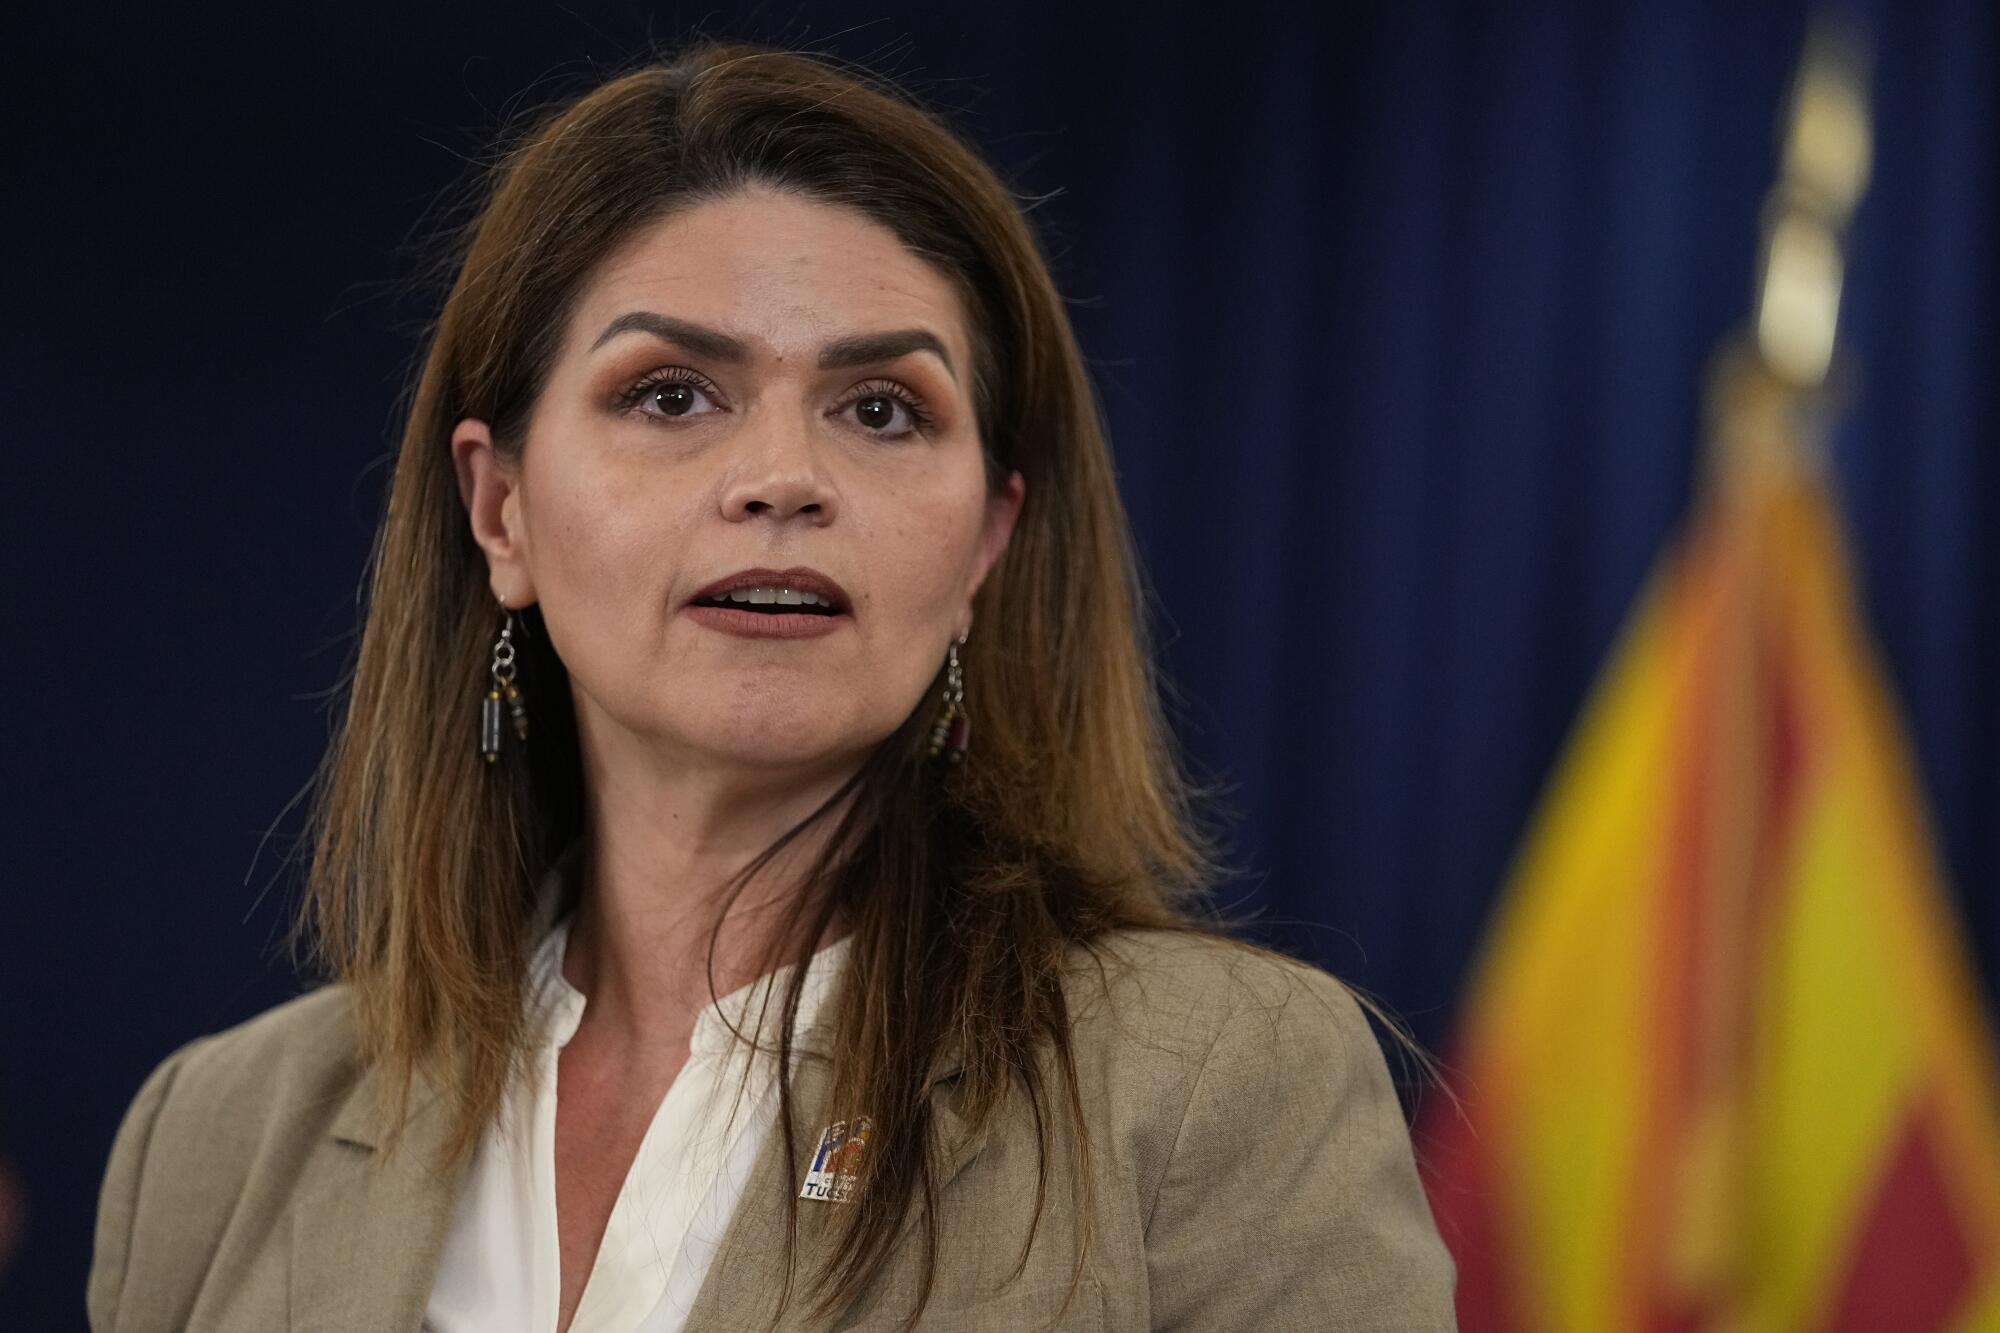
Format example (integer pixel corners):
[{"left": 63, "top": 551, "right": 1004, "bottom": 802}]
[{"left": 685, "top": 700, "right": 873, "bottom": 772}]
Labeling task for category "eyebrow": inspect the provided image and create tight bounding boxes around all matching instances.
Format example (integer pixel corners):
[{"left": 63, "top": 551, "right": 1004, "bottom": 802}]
[{"left": 589, "top": 311, "right": 958, "bottom": 383}]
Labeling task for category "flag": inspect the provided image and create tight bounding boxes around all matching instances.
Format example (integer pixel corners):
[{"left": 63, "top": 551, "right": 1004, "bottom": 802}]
[{"left": 1416, "top": 357, "right": 2000, "bottom": 1330}]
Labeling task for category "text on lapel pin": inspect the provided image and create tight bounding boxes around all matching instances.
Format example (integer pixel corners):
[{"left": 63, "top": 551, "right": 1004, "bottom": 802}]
[{"left": 800, "top": 1116, "right": 874, "bottom": 1202}]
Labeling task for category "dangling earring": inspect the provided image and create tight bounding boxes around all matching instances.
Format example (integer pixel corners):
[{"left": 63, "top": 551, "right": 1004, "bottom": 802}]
[
  {"left": 480, "top": 603, "right": 529, "bottom": 764},
  {"left": 926, "top": 628, "right": 970, "bottom": 765}
]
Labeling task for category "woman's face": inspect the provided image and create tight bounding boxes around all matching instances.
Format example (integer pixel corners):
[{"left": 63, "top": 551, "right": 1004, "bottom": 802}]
[{"left": 454, "top": 185, "right": 1024, "bottom": 781}]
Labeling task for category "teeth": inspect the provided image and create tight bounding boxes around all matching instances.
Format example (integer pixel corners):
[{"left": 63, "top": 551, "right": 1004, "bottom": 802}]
[{"left": 719, "top": 586, "right": 834, "bottom": 608}]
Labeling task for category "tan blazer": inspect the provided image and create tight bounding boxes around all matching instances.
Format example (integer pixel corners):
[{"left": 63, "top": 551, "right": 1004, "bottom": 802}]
[{"left": 89, "top": 929, "right": 1456, "bottom": 1331}]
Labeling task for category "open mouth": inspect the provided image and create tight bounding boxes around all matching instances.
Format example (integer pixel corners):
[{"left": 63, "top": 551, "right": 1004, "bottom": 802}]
[{"left": 690, "top": 593, "right": 843, "bottom": 617}]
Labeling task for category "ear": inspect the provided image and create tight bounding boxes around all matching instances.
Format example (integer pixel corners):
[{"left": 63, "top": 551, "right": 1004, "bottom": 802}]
[
  {"left": 962, "top": 469, "right": 1025, "bottom": 624},
  {"left": 450, "top": 418, "right": 537, "bottom": 607}
]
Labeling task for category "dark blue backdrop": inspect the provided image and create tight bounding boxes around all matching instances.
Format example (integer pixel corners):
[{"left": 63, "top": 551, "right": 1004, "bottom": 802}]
[{"left": 7, "top": 1, "right": 1993, "bottom": 1324}]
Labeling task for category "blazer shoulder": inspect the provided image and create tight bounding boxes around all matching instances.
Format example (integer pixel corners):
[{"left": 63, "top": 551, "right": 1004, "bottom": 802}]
[
  {"left": 1052, "top": 926, "right": 1412, "bottom": 1170},
  {"left": 157, "top": 982, "right": 367, "bottom": 1124},
  {"left": 103, "top": 983, "right": 369, "bottom": 1201},
  {"left": 90, "top": 984, "right": 369, "bottom": 1331},
  {"left": 1057, "top": 929, "right": 1457, "bottom": 1329},
  {"left": 1061, "top": 926, "right": 1377, "bottom": 1067}
]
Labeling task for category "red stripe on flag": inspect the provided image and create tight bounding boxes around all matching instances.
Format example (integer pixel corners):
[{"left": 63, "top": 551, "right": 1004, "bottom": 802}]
[
  {"left": 1621, "top": 540, "right": 1722, "bottom": 1327},
  {"left": 1419, "top": 1070, "right": 1525, "bottom": 1333},
  {"left": 1820, "top": 1097, "right": 1975, "bottom": 1333},
  {"left": 1747, "top": 583, "right": 1809, "bottom": 946}
]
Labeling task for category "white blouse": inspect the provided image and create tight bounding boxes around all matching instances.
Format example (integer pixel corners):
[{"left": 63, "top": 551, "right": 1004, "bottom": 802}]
[{"left": 422, "top": 912, "right": 852, "bottom": 1333}]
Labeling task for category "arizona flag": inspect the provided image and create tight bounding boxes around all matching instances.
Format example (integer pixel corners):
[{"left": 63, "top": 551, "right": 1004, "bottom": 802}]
[{"left": 1416, "top": 354, "right": 2000, "bottom": 1331}]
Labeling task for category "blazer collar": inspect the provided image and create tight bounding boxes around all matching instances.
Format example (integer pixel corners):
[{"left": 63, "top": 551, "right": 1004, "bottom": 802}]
[
  {"left": 298, "top": 1026, "right": 987, "bottom": 1332},
  {"left": 295, "top": 840, "right": 987, "bottom": 1331}
]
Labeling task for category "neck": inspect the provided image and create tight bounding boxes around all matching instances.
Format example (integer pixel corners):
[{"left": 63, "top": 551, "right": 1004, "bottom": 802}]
[{"left": 560, "top": 740, "right": 863, "bottom": 1049}]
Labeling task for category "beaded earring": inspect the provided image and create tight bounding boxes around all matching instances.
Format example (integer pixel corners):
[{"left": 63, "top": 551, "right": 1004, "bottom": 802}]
[
  {"left": 925, "top": 628, "right": 971, "bottom": 765},
  {"left": 480, "top": 604, "right": 529, "bottom": 763}
]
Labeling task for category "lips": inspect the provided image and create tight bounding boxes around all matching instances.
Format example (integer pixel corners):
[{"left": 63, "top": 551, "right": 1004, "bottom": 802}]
[
  {"left": 686, "top": 566, "right": 852, "bottom": 615},
  {"left": 683, "top": 601, "right": 846, "bottom": 639}
]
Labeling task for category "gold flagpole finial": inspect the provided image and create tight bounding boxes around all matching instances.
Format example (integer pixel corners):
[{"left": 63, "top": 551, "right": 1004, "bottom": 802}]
[
  {"left": 1754, "top": 19, "right": 1872, "bottom": 389},
  {"left": 1701, "top": 17, "right": 1875, "bottom": 504}
]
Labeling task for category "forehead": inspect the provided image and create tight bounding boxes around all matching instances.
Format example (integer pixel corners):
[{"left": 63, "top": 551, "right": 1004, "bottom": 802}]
[{"left": 568, "top": 186, "right": 973, "bottom": 370}]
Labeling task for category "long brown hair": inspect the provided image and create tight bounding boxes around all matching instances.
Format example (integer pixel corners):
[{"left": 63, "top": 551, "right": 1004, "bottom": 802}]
[{"left": 295, "top": 37, "right": 1238, "bottom": 1325}]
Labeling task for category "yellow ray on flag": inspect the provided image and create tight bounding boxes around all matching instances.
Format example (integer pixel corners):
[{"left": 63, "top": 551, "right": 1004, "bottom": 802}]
[{"left": 1416, "top": 26, "right": 2000, "bottom": 1332}]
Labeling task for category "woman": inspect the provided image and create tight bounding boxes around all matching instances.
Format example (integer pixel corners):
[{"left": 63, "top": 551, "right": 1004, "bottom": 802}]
[{"left": 88, "top": 40, "right": 1455, "bottom": 1333}]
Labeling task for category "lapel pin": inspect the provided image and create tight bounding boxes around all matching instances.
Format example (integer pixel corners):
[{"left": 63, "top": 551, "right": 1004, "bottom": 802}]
[{"left": 800, "top": 1116, "right": 874, "bottom": 1202}]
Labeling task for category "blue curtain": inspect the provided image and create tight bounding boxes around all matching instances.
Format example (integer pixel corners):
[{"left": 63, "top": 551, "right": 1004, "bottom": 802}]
[
  {"left": 7, "top": 1, "right": 1991, "bottom": 1322},
  {"left": 1046, "top": 0, "right": 1995, "bottom": 1039}
]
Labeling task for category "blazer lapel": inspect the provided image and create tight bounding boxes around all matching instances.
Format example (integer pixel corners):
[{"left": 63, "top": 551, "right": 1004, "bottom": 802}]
[
  {"left": 280, "top": 1053, "right": 989, "bottom": 1333},
  {"left": 288, "top": 848, "right": 571, "bottom": 1331},
  {"left": 681, "top": 1036, "right": 989, "bottom": 1331},
  {"left": 288, "top": 1061, "right": 471, "bottom": 1332}
]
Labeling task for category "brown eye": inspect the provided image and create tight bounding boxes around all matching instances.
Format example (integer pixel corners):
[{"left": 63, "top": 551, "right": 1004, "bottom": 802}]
[
  {"left": 651, "top": 383, "right": 702, "bottom": 416},
  {"left": 619, "top": 367, "right": 723, "bottom": 422},
  {"left": 853, "top": 394, "right": 902, "bottom": 431},
  {"left": 838, "top": 380, "right": 935, "bottom": 439}
]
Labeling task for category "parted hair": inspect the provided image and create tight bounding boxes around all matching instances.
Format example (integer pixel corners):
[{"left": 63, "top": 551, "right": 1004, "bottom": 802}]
[{"left": 295, "top": 37, "right": 1239, "bottom": 1329}]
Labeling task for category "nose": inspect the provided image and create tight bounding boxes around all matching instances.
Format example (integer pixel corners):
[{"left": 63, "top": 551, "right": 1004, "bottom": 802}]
[{"left": 718, "top": 409, "right": 838, "bottom": 525}]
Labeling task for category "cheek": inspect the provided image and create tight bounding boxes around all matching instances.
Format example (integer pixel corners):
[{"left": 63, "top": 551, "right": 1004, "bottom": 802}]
[
  {"left": 856, "top": 495, "right": 984, "bottom": 631},
  {"left": 525, "top": 466, "right": 688, "bottom": 666},
  {"left": 545, "top": 499, "right": 650, "bottom": 606},
  {"left": 844, "top": 501, "right": 986, "bottom": 718}
]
